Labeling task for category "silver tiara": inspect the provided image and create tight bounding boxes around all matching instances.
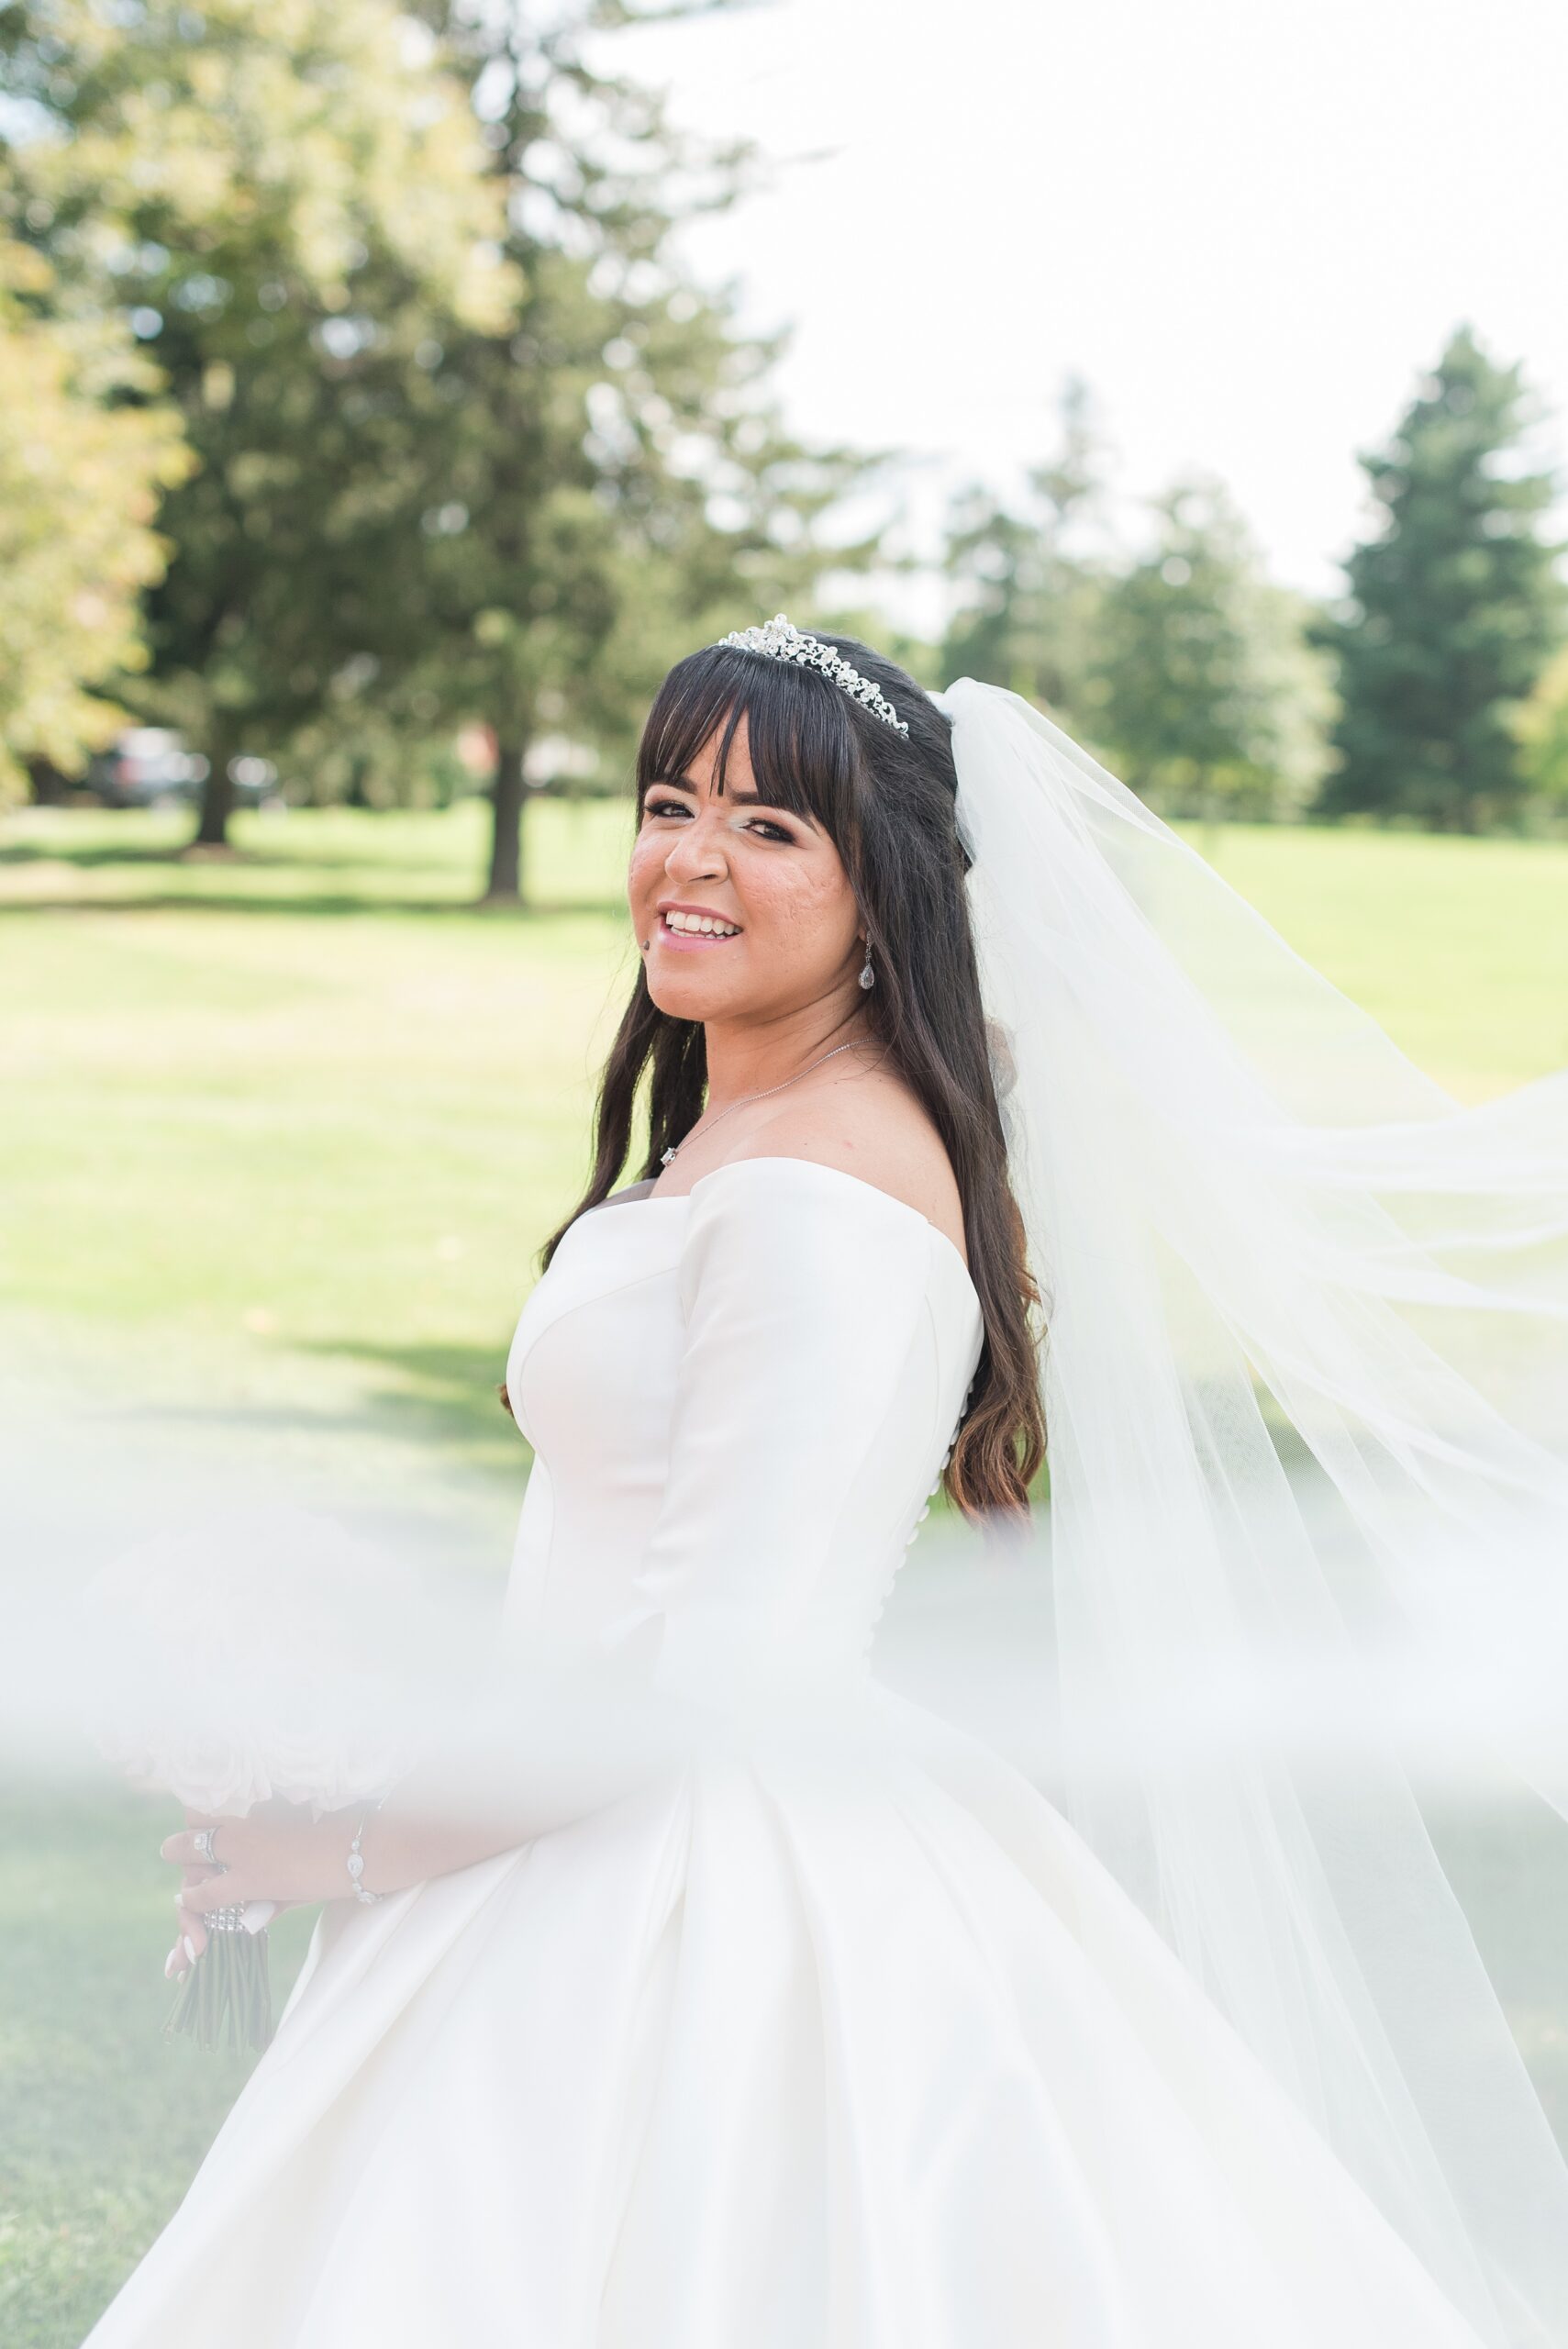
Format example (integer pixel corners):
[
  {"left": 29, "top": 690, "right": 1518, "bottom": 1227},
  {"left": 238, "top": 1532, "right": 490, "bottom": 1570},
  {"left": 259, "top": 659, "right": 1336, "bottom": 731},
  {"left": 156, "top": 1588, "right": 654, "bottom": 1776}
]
[{"left": 714, "top": 612, "right": 909, "bottom": 737}]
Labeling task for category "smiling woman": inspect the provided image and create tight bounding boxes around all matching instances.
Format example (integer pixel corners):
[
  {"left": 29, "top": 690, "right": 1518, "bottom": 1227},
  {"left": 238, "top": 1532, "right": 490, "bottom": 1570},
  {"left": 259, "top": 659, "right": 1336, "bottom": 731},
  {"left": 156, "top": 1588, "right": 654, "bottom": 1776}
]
[{"left": 542, "top": 628, "right": 1047, "bottom": 1519}]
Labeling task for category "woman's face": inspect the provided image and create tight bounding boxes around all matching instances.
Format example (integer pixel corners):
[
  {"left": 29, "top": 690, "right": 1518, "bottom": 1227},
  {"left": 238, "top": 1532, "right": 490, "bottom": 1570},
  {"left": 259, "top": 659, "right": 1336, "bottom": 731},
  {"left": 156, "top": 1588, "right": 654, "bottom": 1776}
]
[{"left": 628, "top": 710, "right": 864, "bottom": 1028}]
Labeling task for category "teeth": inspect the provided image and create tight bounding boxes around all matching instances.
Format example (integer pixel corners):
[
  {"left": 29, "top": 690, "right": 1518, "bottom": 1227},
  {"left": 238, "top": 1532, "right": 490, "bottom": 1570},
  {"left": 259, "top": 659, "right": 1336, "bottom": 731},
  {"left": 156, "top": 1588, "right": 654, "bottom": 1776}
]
[{"left": 664, "top": 911, "right": 739, "bottom": 937}]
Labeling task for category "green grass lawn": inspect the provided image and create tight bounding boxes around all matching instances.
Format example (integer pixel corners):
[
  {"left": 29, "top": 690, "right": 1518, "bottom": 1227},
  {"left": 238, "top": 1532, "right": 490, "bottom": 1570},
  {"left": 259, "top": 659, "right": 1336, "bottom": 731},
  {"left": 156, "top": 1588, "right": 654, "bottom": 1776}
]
[
  {"left": 3, "top": 800, "right": 1566, "bottom": 2340},
  {"left": 2, "top": 800, "right": 644, "bottom": 1518},
  {"left": 1207, "top": 820, "right": 1568, "bottom": 1097},
  {"left": 3, "top": 804, "right": 1562, "bottom": 1468}
]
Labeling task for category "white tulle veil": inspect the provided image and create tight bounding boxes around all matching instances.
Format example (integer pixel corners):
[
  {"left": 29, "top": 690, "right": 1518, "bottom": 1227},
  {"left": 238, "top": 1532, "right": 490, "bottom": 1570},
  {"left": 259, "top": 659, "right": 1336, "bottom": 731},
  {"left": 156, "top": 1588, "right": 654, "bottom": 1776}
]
[{"left": 932, "top": 675, "right": 1568, "bottom": 2347}]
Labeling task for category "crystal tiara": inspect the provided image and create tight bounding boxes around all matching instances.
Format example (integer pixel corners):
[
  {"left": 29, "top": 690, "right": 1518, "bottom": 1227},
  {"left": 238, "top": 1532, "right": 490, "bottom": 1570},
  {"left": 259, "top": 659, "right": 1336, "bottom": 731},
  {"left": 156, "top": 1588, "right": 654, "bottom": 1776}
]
[{"left": 713, "top": 613, "right": 910, "bottom": 737}]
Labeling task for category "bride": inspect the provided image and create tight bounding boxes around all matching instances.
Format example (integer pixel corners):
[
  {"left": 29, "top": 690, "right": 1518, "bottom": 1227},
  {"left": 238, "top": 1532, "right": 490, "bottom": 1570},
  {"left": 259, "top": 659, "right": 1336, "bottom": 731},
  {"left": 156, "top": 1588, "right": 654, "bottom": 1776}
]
[{"left": 84, "top": 618, "right": 1568, "bottom": 2344}]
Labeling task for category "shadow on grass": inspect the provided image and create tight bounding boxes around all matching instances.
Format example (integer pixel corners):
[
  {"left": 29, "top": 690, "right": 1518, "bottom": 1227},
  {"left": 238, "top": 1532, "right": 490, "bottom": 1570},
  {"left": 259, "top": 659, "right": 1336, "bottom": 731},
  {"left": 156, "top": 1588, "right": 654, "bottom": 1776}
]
[
  {"left": 1, "top": 837, "right": 208, "bottom": 869},
  {"left": 0, "top": 832, "right": 469, "bottom": 874},
  {"left": 88, "top": 1340, "right": 528, "bottom": 1487},
  {"left": 0, "top": 821, "right": 631, "bottom": 920},
  {"left": 0, "top": 888, "right": 626, "bottom": 920},
  {"left": 295, "top": 1337, "right": 530, "bottom": 1461},
  {"left": 108, "top": 1375, "right": 524, "bottom": 1464}
]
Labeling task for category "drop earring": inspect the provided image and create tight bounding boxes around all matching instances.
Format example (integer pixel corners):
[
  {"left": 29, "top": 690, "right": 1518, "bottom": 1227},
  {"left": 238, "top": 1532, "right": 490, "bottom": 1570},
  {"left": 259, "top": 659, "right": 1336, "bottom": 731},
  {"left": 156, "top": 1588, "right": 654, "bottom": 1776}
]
[{"left": 858, "top": 938, "right": 876, "bottom": 991}]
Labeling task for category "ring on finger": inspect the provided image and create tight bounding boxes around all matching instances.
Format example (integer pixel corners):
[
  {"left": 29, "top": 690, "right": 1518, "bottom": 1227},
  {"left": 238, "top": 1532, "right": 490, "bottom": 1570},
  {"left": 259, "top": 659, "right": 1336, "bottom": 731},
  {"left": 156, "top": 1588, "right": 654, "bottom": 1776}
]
[{"left": 192, "top": 1826, "right": 226, "bottom": 1869}]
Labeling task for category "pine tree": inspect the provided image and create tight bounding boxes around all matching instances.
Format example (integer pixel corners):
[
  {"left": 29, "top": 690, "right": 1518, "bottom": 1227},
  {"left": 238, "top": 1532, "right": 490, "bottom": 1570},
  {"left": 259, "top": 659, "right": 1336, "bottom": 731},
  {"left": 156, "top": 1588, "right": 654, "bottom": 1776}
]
[
  {"left": 1091, "top": 479, "right": 1329, "bottom": 821},
  {"left": 940, "top": 376, "right": 1110, "bottom": 732},
  {"left": 1513, "top": 642, "right": 1568, "bottom": 816},
  {"left": 1318, "top": 326, "right": 1564, "bottom": 830}
]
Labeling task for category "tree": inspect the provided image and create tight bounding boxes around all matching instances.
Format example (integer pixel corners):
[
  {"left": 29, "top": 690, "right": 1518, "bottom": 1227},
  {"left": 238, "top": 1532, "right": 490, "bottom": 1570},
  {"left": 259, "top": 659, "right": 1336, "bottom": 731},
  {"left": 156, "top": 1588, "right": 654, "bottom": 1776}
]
[
  {"left": 402, "top": 0, "right": 891, "bottom": 904},
  {"left": 940, "top": 375, "right": 1110, "bottom": 731},
  {"left": 3, "top": 0, "right": 891, "bottom": 884},
  {"left": 1090, "top": 478, "right": 1331, "bottom": 822},
  {"left": 1316, "top": 326, "right": 1565, "bottom": 831},
  {"left": 1, "top": 0, "right": 514, "bottom": 846},
  {"left": 1513, "top": 641, "right": 1568, "bottom": 816},
  {"left": 0, "top": 238, "right": 187, "bottom": 799}
]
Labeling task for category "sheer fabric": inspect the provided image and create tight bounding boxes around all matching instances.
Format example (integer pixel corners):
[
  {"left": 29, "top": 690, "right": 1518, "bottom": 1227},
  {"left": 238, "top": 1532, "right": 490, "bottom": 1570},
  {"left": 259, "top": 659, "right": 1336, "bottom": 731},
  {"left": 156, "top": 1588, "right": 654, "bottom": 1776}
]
[{"left": 939, "top": 677, "right": 1568, "bottom": 2345}]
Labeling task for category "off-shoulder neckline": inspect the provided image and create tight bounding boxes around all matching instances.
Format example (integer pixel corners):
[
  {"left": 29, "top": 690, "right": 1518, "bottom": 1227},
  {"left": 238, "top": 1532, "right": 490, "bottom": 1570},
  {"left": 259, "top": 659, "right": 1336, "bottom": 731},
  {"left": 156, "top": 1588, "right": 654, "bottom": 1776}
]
[{"left": 610, "top": 1154, "right": 979, "bottom": 1306}]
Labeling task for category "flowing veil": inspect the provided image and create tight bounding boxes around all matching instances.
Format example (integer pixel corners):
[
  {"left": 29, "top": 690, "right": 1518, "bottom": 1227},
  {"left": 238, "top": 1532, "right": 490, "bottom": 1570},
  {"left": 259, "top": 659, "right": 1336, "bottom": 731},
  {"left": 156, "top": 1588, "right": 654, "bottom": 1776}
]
[{"left": 934, "top": 676, "right": 1568, "bottom": 2347}]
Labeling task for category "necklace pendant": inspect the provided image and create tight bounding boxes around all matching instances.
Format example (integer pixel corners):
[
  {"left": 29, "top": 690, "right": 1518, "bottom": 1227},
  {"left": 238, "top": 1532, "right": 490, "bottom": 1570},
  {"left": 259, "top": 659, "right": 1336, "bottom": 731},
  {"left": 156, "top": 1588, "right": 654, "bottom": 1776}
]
[{"left": 660, "top": 1144, "right": 677, "bottom": 1166}]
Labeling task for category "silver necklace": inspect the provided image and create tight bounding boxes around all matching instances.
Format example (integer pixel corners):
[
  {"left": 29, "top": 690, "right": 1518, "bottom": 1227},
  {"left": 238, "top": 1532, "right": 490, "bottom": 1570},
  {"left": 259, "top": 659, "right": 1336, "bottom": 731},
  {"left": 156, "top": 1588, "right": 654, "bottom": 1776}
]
[{"left": 659, "top": 1040, "right": 869, "bottom": 1169}]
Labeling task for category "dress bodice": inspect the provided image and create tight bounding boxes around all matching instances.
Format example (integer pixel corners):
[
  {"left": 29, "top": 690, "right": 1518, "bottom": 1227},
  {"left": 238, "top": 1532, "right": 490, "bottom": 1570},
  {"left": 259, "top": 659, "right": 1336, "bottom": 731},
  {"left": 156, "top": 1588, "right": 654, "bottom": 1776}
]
[{"left": 501, "top": 1155, "right": 984, "bottom": 1694}]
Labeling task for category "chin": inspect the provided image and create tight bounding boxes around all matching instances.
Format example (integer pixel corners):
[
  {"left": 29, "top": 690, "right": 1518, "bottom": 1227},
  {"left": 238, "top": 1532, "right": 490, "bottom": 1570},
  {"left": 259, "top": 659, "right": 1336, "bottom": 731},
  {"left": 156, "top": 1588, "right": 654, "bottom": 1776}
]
[{"left": 648, "top": 975, "right": 743, "bottom": 1020}]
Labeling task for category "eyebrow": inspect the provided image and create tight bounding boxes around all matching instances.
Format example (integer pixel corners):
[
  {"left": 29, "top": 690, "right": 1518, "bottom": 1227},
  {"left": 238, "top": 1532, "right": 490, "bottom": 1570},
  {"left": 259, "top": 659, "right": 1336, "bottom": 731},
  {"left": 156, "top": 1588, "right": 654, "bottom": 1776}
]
[{"left": 649, "top": 772, "right": 816, "bottom": 822}]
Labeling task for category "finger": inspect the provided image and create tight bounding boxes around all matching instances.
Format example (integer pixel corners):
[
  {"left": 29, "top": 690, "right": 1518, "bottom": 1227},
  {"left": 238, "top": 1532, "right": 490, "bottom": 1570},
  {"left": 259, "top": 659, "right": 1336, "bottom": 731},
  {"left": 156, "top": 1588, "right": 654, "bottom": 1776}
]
[
  {"left": 172, "top": 1902, "right": 208, "bottom": 1963},
  {"left": 181, "top": 1876, "right": 252, "bottom": 1917},
  {"left": 161, "top": 1828, "right": 231, "bottom": 1866},
  {"left": 179, "top": 1861, "right": 223, "bottom": 1890}
]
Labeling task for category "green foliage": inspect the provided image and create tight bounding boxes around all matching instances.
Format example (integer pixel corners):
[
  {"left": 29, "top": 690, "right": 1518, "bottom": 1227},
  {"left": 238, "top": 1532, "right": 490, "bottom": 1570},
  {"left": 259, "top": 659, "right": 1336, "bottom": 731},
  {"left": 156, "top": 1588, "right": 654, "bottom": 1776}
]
[
  {"left": 0, "top": 239, "right": 187, "bottom": 799},
  {"left": 1513, "top": 642, "right": 1568, "bottom": 814},
  {"left": 1317, "top": 325, "right": 1566, "bottom": 831},
  {"left": 0, "top": 0, "right": 516, "bottom": 845},
  {"left": 817, "top": 606, "right": 941, "bottom": 687},
  {"left": 940, "top": 374, "right": 1109, "bottom": 731},
  {"left": 1090, "top": 479, "right": 1333, "bottom": 821},
  {"left": 938, "top": 395, "right": 1332, "bottom": 821},
  {"left": 398, "top": 0, "right": 891, "bottom": 900},
  {"left": 0, "top": 0, "right": 890, "bottom": 883}
]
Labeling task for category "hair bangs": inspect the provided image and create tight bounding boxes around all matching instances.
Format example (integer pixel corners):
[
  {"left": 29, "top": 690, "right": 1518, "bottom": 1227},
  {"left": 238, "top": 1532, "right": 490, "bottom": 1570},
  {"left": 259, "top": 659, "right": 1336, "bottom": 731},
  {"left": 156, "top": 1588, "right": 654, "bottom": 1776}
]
[{"left": 636, "top": 645, "right": 862, "bottom": 838}]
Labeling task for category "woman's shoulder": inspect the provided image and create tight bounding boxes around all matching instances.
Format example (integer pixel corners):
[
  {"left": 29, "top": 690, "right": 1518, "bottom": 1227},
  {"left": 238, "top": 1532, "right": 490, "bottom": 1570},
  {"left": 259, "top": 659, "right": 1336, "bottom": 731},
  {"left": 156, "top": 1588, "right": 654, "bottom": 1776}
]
[{"left": 724, "top": 1080, "right": 966, "bottom": 1265}]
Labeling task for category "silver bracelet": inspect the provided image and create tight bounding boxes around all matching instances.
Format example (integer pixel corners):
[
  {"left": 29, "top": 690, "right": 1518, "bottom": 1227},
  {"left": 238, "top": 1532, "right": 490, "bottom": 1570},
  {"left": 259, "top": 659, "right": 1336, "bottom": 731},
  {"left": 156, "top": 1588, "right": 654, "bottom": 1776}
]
[{"left": 345, "top": 1795, "right": 386, "bottom": 1904}]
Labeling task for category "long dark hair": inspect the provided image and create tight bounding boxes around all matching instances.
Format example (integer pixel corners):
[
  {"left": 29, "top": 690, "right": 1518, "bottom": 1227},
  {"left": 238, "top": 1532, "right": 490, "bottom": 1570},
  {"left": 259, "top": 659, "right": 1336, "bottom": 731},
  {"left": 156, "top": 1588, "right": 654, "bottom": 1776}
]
[{"left": 536, "top": 629, "right": 1047, "bottom": 1520}]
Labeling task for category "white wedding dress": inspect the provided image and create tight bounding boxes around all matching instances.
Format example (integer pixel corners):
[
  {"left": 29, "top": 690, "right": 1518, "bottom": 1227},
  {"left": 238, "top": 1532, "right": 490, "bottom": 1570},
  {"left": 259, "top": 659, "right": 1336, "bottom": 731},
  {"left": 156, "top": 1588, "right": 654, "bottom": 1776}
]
[{"left": 83, "top": 1153, "right": 1510, "bottom": 2347}]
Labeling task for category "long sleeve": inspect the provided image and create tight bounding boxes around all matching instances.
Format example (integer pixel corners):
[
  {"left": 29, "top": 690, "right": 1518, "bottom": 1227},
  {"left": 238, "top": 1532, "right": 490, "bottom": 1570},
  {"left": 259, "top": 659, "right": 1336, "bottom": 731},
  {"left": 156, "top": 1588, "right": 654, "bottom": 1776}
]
[
  {"left": 614, "top": 1156, "right": 944, "bottom": 1704},
  {"left": 371, "top": 1157, "right": 967, "bottom": 1873}
]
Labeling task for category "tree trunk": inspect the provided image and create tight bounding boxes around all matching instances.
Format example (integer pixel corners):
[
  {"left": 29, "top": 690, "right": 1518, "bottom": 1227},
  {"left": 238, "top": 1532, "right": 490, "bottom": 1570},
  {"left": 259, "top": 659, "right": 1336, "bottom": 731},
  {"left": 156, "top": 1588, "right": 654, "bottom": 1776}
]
[
  {"left": 485, "top": 735, "right": 528, "bottom": 905},
  {"left": 190, "top": 727, "right": 239, "bottom": 852},
  {"left": 27, "top": 756, "right": 68, "bottom": 805}
]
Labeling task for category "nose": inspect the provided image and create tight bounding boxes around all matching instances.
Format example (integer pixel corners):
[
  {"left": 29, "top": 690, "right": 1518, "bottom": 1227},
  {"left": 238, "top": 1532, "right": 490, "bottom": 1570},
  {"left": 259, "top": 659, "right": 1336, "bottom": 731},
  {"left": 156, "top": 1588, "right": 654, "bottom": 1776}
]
[{"left": 662, "top": 807, "right": 728, "bottom": 883}]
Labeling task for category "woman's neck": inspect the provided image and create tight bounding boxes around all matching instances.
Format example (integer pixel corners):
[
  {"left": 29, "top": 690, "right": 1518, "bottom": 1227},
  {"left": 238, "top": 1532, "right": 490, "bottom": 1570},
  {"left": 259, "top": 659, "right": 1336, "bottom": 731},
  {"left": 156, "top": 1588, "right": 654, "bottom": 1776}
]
[{"left": 701, "top": 1000, "right": 873, "bottom": 1111}]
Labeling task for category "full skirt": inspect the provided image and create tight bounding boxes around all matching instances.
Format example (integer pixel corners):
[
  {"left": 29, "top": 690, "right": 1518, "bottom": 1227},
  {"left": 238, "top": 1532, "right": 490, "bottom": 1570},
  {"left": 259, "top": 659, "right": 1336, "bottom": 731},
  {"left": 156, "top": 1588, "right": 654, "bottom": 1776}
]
[{"left": 83, "top": 1684, "right": 1493, "bottom": 2349}]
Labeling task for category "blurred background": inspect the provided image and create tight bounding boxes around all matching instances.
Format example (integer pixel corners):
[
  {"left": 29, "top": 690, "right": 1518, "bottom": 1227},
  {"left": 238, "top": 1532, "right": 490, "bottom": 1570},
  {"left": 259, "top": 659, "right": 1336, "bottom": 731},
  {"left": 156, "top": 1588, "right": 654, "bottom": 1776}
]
[{"left": 4, "top": 0, "right": 1568, "bottom": 2337}]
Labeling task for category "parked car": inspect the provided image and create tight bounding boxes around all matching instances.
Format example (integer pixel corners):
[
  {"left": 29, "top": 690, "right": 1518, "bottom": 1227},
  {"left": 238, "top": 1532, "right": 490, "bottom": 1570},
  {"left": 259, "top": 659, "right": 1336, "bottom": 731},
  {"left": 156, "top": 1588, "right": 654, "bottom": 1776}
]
[{"left": 86, "top": 729, "right": 277, "bottom": 808}]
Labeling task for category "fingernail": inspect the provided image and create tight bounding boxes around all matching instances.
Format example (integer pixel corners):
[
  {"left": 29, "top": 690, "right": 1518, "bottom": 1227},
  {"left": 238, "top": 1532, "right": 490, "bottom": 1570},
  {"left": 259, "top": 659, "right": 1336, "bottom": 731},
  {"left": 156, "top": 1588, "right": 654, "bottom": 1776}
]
[
  {"left": 164, "top": 1950, "right": 176, "bottom": 1977},
  {"left": 183, "top": 1936, "right": 196, "bottom": 1964}
]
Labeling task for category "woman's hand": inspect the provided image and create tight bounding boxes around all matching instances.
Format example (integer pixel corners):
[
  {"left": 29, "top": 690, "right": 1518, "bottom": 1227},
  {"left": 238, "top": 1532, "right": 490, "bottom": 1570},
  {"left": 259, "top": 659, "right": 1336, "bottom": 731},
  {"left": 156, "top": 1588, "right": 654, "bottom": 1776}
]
[{"left": 160, "top": 1801, "right": 359, "bottom": 1977}]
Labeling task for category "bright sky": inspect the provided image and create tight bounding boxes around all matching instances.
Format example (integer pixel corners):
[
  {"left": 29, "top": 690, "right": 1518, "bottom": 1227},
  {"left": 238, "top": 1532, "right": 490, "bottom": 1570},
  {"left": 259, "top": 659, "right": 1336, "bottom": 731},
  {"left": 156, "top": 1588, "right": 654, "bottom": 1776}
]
[{"left": 605, "top": 0, "right": 1568, "bottom": 635}]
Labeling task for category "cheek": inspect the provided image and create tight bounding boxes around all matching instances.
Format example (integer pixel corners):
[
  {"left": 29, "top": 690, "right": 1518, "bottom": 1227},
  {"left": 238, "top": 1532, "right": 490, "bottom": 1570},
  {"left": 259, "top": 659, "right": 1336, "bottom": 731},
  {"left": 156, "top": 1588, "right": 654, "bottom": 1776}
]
[
  {"left": 627, "top": 833, "right": 662, "bottom": 912},
  {"left": 747, "top": 859, "right": 857, "bottom": 955}
]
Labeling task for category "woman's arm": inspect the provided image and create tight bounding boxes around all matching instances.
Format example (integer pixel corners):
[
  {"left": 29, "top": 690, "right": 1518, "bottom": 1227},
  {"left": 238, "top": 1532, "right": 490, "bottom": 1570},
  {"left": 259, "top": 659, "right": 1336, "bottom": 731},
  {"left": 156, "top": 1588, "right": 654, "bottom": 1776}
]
[
  {"left": 166, "top": 1660, "right": 704, "bottom": 1963},
  {"left": 170, "top": 1158, "right": 940, "bottom": 1959}
]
